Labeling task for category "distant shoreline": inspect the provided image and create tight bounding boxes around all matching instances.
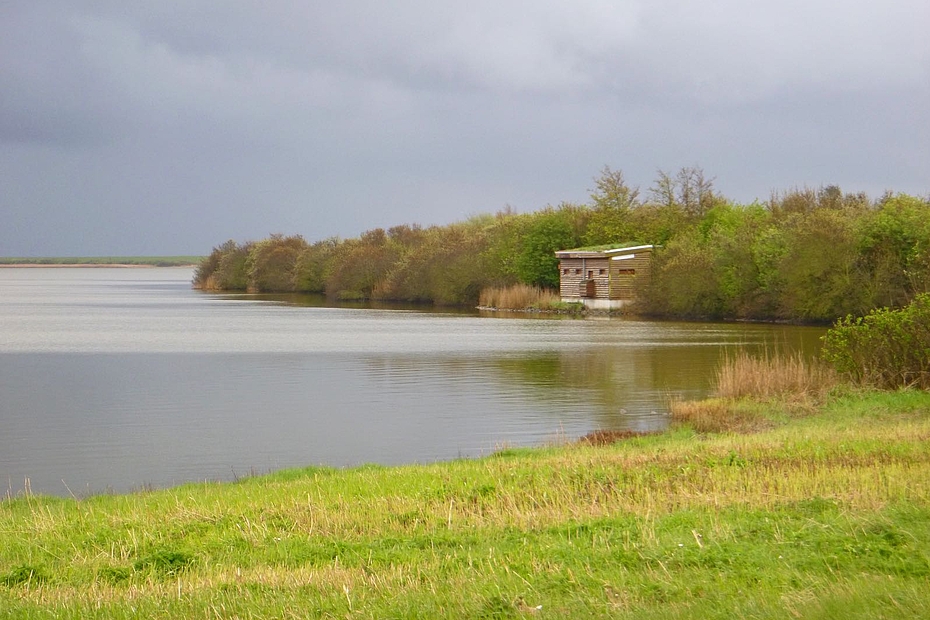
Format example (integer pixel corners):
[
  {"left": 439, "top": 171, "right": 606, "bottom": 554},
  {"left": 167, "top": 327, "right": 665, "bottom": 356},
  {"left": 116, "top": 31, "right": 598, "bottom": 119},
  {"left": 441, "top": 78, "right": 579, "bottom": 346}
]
[
  {"left": 0, "top": 256, "right": 202, "bottom": 268},
  {"left": 0, "top": 263, "right": 196, "bottom": 268}
]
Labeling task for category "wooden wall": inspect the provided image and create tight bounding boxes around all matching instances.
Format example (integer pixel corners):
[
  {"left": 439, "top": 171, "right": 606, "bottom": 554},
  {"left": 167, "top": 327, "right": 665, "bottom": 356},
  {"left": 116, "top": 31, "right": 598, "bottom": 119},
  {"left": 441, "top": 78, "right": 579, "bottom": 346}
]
[
  {"left": 558, "top": 257, "right": 611, "bottom": 299},
  {"left": 558, "top": 247, "right": 653, "bottom": 301},
  {"left": 608, "top": 249, "right": 653, "bottom": 301}
]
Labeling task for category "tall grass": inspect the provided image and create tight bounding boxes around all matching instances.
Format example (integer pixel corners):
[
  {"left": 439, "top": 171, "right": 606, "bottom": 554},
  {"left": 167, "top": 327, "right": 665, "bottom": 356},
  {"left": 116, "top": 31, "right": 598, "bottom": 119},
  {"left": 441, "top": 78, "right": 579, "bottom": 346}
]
[
  {"left": 715, "top": 349, "right": 837, "bottom": 400},
  {"left": 478, "top": 283, "right": 563, "bottom": 310},
  {"left": 671, "top": 349, "right": 838, "bottom": 433}
]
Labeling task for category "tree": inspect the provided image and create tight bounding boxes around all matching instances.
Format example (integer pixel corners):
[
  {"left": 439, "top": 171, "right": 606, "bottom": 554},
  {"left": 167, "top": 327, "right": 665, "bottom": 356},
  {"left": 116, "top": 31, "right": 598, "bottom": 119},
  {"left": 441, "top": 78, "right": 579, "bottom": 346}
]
[
  {"left": 857, "top": 193, "right": 930, "bottom": 308},
  {"left": 515, "top": 207, "right": 579, "bottom": 289},
  {"left": 584, "top": 167, "right": 641, "bottom": 245},
  {"left": 648, "top": 166, "right": 719, "bottom": 218},
  {"left": 247, "top": 234, "right": 307, "bottom": 292}
]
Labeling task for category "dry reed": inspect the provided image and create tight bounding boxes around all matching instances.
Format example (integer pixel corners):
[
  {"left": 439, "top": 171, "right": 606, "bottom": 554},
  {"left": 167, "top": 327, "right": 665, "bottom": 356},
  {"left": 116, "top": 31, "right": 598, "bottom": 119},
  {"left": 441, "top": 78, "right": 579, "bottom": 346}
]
[
  {"left": 715, "top": 349, "right": 837, "bottom": 401},
  {"left": 670, "top": 349, "right": 838, "bottom": 433},
  {"left": 478, "top": 284, "right": 561, "bottom": 310}
]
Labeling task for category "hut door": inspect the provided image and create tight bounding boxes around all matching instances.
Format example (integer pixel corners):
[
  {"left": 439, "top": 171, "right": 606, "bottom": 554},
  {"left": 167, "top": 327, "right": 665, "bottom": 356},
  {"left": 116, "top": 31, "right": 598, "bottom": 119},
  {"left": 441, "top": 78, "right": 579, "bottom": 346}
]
[{"left": 585, "top": 279, "right": 597, "bottom": 297}]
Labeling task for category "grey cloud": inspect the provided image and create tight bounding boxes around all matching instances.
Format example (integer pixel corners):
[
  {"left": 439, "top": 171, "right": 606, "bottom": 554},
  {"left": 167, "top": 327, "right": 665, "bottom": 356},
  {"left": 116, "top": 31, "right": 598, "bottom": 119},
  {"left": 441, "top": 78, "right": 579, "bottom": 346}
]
[{"left": 1, "top": 1, "right": 927, "bottom": 255}]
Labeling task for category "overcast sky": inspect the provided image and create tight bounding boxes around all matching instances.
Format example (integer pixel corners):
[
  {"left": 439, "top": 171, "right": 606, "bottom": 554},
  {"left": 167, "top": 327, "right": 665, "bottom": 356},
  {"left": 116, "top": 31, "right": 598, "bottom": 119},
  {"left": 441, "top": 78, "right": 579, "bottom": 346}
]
[{"left": 2, "top": 1, "right": 928, "bottom": 256}]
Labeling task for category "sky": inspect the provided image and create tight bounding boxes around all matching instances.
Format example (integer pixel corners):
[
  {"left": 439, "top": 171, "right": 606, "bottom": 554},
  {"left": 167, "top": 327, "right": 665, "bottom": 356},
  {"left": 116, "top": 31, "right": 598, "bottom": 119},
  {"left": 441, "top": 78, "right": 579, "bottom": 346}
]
[{"left": 2, "top": 1, "right": 928, "bottom": 256}]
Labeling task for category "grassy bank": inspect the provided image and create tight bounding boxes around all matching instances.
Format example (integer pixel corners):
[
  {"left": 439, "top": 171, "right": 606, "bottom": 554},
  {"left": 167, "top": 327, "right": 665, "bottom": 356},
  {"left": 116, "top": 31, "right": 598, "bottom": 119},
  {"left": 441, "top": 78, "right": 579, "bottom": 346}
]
[
  {"left": 2, "top": 389, "right": 929, "bottom": 618},
  {"left": 0, "top": 256, "right": 202, "bottom": 267}
]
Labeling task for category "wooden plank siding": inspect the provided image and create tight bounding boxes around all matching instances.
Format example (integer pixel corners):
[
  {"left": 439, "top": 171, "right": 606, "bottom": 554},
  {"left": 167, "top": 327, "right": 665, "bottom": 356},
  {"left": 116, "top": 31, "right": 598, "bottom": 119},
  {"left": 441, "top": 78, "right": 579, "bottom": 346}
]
[
  {"left": 558, "top": 257, "right": 611, "bottom": 299},
  {"left": 556, "top": 245, "right": 654, "bottom": 302},
  {"left": 608, "top": 251, "right": 653, "bottom": 300}
]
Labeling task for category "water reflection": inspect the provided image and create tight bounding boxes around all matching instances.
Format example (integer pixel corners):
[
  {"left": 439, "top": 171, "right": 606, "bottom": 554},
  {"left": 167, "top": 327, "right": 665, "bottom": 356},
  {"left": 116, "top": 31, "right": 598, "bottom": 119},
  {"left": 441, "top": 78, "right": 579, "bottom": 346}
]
[{"left": 0, "top": 268, "right": 828, "bottom": 497}]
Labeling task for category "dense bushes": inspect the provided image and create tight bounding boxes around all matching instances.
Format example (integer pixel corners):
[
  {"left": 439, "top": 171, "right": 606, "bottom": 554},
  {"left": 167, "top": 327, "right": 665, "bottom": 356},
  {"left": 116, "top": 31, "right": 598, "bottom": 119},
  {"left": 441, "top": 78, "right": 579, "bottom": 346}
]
[
  {"left": 193, "top": 167, "right": 930, "bottom": 320},
  {"left": 823, "top": 293, "right": 930, "bottom": 390}
]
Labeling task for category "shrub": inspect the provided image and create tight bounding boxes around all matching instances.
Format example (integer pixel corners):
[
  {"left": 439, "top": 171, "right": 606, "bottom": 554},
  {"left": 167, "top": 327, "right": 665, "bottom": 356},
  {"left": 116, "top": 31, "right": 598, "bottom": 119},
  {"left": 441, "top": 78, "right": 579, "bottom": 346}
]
[
  {"left": 247, "top": 234, "right": 307, "bottom": 292},
  {"left": 822, "top": 293, "right": 930, "bottom": 389}
]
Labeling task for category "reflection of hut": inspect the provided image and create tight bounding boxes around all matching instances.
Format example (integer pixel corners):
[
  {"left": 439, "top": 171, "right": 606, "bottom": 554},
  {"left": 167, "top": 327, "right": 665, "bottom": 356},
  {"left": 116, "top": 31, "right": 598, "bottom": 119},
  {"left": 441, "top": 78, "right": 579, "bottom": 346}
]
[{"left": 555, "top": 244, "right": 655, "bottom": 310}]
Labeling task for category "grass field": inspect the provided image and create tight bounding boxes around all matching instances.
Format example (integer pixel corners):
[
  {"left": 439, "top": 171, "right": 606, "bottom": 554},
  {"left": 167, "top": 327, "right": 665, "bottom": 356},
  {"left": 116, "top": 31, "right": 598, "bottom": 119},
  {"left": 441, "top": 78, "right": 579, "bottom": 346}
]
[
  {"left": 2, "top": 388, "right": 929, "bottom": 619},
  {"left": 0, "top": 256, "right": 202, "bottom": 267}
]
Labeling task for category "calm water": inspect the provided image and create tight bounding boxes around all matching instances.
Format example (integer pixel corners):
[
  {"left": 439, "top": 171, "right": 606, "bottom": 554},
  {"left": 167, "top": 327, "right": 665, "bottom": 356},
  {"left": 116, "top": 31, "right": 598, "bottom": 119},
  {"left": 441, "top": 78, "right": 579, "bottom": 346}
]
[{"left": 0, "top": 268, "right": 826, "bottom": 497}]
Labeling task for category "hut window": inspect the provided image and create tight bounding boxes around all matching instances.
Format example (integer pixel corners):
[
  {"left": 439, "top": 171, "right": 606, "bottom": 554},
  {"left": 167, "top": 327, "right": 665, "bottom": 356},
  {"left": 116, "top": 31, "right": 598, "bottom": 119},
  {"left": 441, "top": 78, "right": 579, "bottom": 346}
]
[
  {"left": 574, "top": 268, "right": 581, "bottom": 275},
  {"left": 587, "top": 270, "right": 593, "bottom": 278},
  {"left": 562, "top": 268, "right": 568, "bottom": 275},
  {"left": 616, "top": 269, "right": 635, "bottom": 275},
  {"left": 599, "top": 268, "right": 605, "bottom": 275}
]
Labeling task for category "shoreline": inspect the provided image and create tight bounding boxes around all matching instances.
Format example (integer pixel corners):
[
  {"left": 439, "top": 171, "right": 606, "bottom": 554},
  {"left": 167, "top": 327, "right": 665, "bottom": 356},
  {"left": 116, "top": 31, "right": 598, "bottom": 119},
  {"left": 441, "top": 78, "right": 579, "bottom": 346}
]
[
  {"left": 3, "top": 390, "right": 928, "bottom": 617},
  {"left": 0, "top": 263, "right": 197, "bottom": 268}
]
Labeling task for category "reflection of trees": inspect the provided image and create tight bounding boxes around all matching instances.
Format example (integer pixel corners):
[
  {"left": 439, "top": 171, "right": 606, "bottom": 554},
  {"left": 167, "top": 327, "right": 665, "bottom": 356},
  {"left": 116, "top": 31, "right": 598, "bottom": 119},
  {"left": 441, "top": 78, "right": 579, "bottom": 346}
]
[
  {"left": 358, "top": 322, "right": 828, "bottom": 434},
  {"left": 490, "top": 346, "right": 730, "bottom": 432}
]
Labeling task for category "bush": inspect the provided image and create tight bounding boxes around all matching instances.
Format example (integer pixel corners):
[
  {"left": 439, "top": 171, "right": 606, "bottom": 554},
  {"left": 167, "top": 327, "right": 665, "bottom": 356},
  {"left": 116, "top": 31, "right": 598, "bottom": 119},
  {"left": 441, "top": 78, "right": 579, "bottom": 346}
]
[
  {"left": 822, "top": 293, "right": 930, "bottom": 389},
  {"left": 247, "top": 234, "right": 307, "bottom": 292}
]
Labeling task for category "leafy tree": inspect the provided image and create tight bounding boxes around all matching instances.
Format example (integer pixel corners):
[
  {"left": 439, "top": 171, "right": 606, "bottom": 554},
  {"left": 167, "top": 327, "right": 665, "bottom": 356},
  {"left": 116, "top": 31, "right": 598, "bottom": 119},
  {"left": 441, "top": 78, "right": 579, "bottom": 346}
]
[
  {"left": 515, "top": 206, "right": 581, "bottom": 289},
  {"left": 247, "top": 234, "right": 308, "bottom": 292},
  {"left": 193, "top": 239, "right": 238, "bottom": 289},
  {"left": 583, "top": 167, "right": 640, "bottom": 245},
  {"left": 325, "top": 228, "right": 402, "bottom": 300},
  {"left": 294, "top": 237, "right": 340, "bottom": 293},
  {"left": 777, "top": 209, "right": 865, "bottom": 321},
  {"left": 213, "top": 242, "right": 252, "bottom": 291},
  {"left": 642, "top": 231, "right": 724, "bottom": 318},
  {"left": 857, "top": 193, "right": 930, "bottom": 308}
]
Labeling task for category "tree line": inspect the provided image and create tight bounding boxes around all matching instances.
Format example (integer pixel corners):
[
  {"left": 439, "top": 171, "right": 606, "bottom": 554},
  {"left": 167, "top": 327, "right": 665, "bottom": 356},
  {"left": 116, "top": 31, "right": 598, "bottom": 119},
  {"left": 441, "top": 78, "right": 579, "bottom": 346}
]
[{"left": 193, "top": 167, "right": 930, "bottom": 323}]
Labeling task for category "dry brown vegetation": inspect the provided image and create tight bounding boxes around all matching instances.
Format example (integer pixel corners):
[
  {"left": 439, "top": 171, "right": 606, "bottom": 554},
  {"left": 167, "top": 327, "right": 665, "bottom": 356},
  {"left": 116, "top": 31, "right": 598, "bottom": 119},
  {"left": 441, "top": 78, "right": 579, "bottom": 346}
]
[
  {"left": 577, "top": 429, "right": 658, "bottom": 446},
  {"left": 670, "top": 350, "right": 838, "bottom": 433},
  {"left": 716, "top": 349, "right": 837, "bottom": 400},
  {"left": 669, "top": 398, "right": 772, "bottom": 434},
  {"left": 478, "top": 283, "right": 562, "bottom": 310}
]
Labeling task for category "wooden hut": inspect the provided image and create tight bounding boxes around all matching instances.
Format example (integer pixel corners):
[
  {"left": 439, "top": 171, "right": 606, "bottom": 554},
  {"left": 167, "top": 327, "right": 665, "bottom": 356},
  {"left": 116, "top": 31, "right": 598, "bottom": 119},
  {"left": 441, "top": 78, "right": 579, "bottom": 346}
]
[{"left": 554, "top": 244, "right": 655, "bottom": 309}]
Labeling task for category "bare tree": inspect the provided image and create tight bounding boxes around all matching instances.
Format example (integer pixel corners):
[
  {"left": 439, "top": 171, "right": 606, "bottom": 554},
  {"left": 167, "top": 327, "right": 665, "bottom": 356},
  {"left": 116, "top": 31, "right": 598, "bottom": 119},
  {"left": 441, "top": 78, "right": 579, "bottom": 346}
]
[{"left": 590, "top": 166, "right": 641, "bottom": 211}]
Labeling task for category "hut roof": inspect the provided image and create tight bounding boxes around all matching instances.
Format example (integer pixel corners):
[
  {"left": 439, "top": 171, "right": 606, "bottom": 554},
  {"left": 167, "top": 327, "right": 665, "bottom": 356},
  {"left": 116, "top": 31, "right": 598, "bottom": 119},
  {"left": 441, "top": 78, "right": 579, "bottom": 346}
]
[{"left": 554, "top": 244, "right": 654, "bottom": 258}]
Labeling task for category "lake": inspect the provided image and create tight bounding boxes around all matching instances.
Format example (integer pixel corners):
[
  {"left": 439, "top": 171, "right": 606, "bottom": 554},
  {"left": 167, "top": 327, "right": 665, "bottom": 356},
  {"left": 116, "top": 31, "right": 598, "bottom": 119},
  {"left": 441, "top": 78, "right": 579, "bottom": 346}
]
[{"left": 0, "top": 267, "right": 826, "bottom": 497}]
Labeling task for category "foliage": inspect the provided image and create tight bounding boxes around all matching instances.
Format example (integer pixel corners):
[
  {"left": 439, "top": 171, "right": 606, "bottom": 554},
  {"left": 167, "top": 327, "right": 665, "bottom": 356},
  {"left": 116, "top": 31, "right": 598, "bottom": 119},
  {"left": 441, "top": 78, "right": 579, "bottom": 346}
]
[
  {"left": 514, "top": 205, "right": 583, "bottom": 289},
  {"left": 194, "top": 239, "right": 251, "bottom": 290},
  {"left": 642, "top": 230, "right": 725, "bottom": 318},
  {"left": 822, "top": 293, "right": 930, "bottom": 389},
  {"left": 191, "top": 168, "right": 930, "bottom": 323},
  {"left": 776, "top": 209, "right": 866, "bottom": 321},
  {"left": 246, "top": 234, "right": 308, "bottom": 292},
  {"left": 857, "top": 194, "right": 930, "bottom": 308},
  {"left": 293, "top": 237, "right": 340, "bottom": 293}
]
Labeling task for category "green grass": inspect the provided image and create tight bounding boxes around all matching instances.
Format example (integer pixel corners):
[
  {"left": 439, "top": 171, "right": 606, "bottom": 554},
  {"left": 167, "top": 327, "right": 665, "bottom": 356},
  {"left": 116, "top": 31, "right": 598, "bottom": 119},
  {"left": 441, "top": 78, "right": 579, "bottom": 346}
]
[
  {"left": 0, "top": 256, "right": 203, "bottom": 267},
  {"left": 2, "top": 390, "right": 929, "bottom": 618}
]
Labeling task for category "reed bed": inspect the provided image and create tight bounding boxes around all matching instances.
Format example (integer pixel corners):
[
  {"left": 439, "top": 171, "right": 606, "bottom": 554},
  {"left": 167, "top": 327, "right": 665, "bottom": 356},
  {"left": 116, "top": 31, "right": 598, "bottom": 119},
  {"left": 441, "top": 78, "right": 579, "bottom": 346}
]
[
  {"left": 715, "top": 349, "right": 838, "bottom": 400},
  {"left": 670, "top": 349, "right": 839, "bottom": 433},
  {"left": 478, "top": 283, "right": 563, "bottom": 310}
]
